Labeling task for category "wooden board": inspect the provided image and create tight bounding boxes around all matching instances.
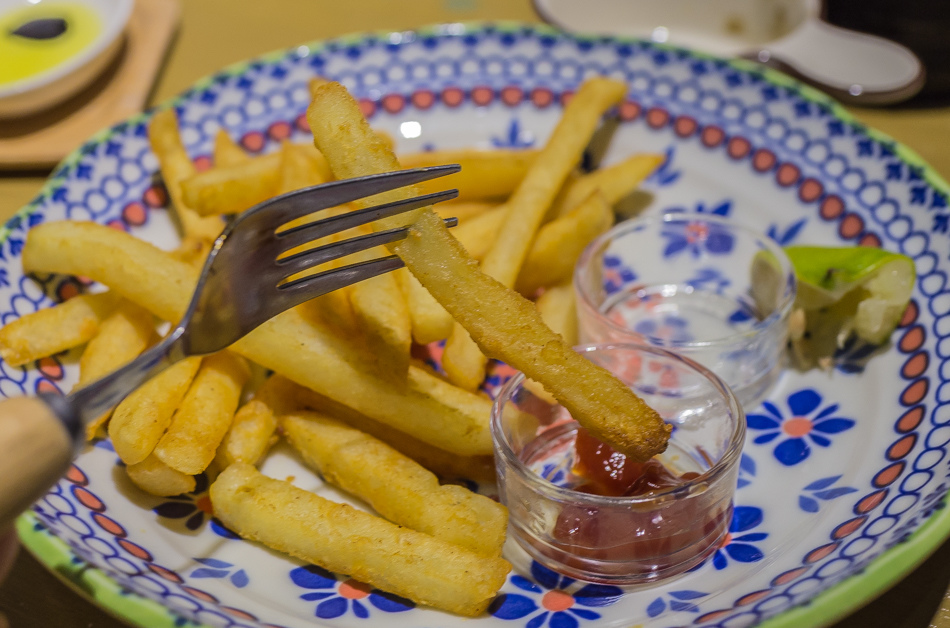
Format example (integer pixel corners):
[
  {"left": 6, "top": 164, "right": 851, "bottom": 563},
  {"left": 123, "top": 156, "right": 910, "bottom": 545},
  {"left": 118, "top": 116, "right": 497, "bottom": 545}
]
[{"left": 0, "top": 0, "right": 181, "bottom": 170}]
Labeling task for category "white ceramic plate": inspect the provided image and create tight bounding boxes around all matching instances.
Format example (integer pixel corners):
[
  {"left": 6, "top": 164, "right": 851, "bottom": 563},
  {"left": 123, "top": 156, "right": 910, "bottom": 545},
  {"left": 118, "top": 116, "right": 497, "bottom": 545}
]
[{"left": 7, "top": 22, "right": 950, "bottom": 628}]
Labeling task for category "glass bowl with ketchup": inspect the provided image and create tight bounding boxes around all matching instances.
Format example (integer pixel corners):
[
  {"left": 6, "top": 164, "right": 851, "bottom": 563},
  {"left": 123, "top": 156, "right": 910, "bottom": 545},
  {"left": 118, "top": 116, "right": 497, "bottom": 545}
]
[{"left": 491, "top": 343, "right": 745, "bottom": 585}]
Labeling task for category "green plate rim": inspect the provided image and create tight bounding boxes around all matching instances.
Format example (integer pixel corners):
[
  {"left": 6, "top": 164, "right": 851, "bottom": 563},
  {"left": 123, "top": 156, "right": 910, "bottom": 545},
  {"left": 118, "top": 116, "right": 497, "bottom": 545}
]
[{"left": 10, "top": 20, "right": 950, "bottom": 628}]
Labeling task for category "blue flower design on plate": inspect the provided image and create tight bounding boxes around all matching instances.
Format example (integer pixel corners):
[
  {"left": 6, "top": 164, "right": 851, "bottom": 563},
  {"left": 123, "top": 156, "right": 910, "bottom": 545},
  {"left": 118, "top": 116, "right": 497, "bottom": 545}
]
[
  {"left": 685, "top": 266, "right": 731, "bottom": 294},
  {"left": 712, "top": 506, "right": 767, "bottom": 570},
  {"left": 798, "top": 476, "right": 858, "bottom": 513},
  {"left": 152, "top": 474, "right": 239, "bottom": 539},
  {"left": 646, "top": 590, "right": 708, "bottom": 618},
  {"left": 736, "top": 453, "right": 756, "bottom": 489},
  {"left": 747, "top": 389, "right": 856, "bottom": 466},
  {"left": 833, "top": 335, "right": 882, "bottom": 375},
  {"left": 492, "top": 118, "right": 535, "bottom": 148},
  {"left": 489, "top": 562, "right": 622, "bottom": 627},
  {"left": 659, "top": 205, "right": 735, "bottom": 258},
  {"left": 645, "top": 145, "right": 681, "bottom": 187},
  {"left": 290, "top": 565, "right": 414, "bottom": 619},
  {"left": 602, "top": 254, "right": 637, "bottom": 295},
  {"left": 767, "top": 217, "right": 807, "bottom": 246},
  {"left": 189, "top": 558, "right": 249, "bottom": 588}
]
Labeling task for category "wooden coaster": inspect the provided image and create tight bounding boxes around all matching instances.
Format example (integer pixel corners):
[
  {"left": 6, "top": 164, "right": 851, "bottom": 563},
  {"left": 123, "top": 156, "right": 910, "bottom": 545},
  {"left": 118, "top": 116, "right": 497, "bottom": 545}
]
[{"left": 0, "top": 0, "right": 181, "bottom": 170}]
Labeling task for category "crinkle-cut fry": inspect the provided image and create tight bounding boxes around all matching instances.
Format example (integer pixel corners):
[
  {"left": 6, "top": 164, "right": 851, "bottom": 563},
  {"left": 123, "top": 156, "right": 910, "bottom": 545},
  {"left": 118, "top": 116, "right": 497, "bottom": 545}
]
[
  {"left": 213, "top": 129, "right": 251, "bottom": 167},
  {"left": 216, "top": 374, "right": 301, "bottom": 468},
  {"left": 449, "top": 204, "right": 505, "bottom": 260},
  {"left": 210, "top": 464, "right": 511, "bottom": 616},
  {"left": 289, "top": 379, "right": 496, "bottom": 483},
  {"left": 276, "top": 141, "right": 330, "bottom": 195},
  {"left": 516, "top": 191, "right": 613, "bottom": 295},
  {"left": 180, "top": 151, "right": 282, "bottom": 216},
  {"left": 398, "top": 211, "right": 671, "bottom": 461},
  {"left": 148, "top": 108, "right": 224, "bottom": 241},
  {"left": 109, "top": 356, "right": 202, "bottom": 465},
  {"left": 153, "top": 351, "right": 250, "bottom": 475},
  {"left": 433, "top": 201, "right": 497, "bottom": 224},
  {"left": 126, "top": 454, "right": 196, "bottom": 497},
  {"left": 76, "top": 299, "right": 155, "bottom": 440},
  {"left": 549, "top": 152, "right": 664, "bottom": 219},
  {"left": 0, "top": 291, "right": 120, "bottom": 367},
  {"left": 23, "top": 221, "right": 493, "bottom": 456},
  {"left": 524, "top": 282, "right": 578, "bottom": 403},
  {"left": 442, "top": 77, "right": 627, "bottom": 389},
  {"left": 398, "top": 148, "right": 540, "bottom": 202},
  {"left": 282, "top": 410, "right": 507, "bottom": 556}
]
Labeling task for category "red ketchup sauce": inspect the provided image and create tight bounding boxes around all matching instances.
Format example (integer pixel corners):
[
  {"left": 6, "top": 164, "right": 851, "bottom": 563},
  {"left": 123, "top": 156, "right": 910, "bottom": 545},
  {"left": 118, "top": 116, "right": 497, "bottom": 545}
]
[{"left": 548, "top": 427, "right": 730, "bottom": 573}]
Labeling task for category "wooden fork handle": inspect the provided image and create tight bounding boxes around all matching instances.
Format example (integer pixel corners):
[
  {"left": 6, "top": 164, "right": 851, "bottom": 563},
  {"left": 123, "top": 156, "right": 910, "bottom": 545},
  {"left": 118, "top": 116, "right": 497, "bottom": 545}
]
[{"left": 0, "top": 396, "right": 74, "bottom": 530}]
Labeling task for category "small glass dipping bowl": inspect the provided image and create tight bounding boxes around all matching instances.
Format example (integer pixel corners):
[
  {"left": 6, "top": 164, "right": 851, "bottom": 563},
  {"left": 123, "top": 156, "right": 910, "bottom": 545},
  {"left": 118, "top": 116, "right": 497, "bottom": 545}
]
[
  {"left": 491, "top": 343, "right": 745, "bottom": 585},
  {"left": 574, "top": 212, "right": 796, "bottom": 408}
]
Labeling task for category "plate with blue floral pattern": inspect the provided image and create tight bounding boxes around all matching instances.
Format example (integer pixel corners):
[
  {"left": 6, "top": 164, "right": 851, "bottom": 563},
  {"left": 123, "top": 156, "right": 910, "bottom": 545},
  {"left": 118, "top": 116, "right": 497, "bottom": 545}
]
[{"left": 7, "top": 21, "right": 950, "bottom": 628}]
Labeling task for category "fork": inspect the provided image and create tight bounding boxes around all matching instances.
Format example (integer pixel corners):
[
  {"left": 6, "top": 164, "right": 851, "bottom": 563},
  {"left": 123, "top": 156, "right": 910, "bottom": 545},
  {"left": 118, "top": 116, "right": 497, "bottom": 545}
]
[{"left": 0, "top": 164, "right": 460, "bottom": 529}]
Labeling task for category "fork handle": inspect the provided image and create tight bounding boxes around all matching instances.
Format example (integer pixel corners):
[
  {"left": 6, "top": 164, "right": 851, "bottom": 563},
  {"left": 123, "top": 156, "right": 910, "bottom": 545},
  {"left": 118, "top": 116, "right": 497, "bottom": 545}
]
[{"left": 0, "top": 395, "right": 77, "bottom": 530}]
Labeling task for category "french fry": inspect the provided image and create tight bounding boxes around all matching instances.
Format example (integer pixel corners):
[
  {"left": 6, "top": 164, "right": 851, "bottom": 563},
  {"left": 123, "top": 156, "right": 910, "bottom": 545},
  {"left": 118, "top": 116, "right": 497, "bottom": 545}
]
[
  {"left": 433, "top": 201, "right": 497, "bottom": 224},
  {"left": 282, "top": 410, "right": 507, "bottom": 556},
  {"left": 524, "top": 282, "right": 578, "bottom": 404},
  {"left": 397, "top": 210, "right": 671, "bottom": 461},
  {"left": 399, "top": 148, "right": 540, "bottom": 202},
  {"left": 0, "top": 291, "right": 120, "bottom": 367},
  {"left": 109, "top": 356, "right": 202, "bottom": 465},
  {"left": 126, "top": 454, "right": 196, "bottom": 497},
  {"left": 210, "top": 464, "right": 511, "bottom": 616},
  {"left": 23, "top": 221, "right": 494, "bottom": 456},
  {"left": 395, "top": 269, "right": 454, "bottom": 344},
  {"left": 153, "top": 351, "right": 250, "bottom": 475},
  {"left": 276, "top": 141, "right": 330, "bottom": 194},
  {"left": 215, "top": 374, "right": 300, "bottom": 468},
  {"left": 441, "top": 79, "right": 627, "bottom": 387},
  {"left": 549, "top": 152, "right": 664, "bottom": 219},
  {"left": 169, "top": 236, "right": 213, "bottom": 269},
  {"left": 448, "top": 204, "right": 505, "bottom": 260},
  {"left": 148, "top": 108, "right": 224, "bottom": 241},
  {"left": 516, "top": 191, "right": 613, "bottom": 295},
  {"left": 213, "top": 129, "right": 251, "bottom": 167},
  {"left": 180, "top": 152, "right": 282, "bottom": 216},
  {"left": 76, "top": 299, "right": 155, "bottom": 439},
  {"left": 290, "top": 379, "right": 496, "bottom": 483}
]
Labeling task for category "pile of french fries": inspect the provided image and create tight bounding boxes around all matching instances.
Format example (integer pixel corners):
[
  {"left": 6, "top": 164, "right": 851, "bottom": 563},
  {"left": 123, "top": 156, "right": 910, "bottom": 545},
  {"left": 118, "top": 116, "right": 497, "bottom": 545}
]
[{"left": 0, "top": 76, "right": 665, "bottom": 616}]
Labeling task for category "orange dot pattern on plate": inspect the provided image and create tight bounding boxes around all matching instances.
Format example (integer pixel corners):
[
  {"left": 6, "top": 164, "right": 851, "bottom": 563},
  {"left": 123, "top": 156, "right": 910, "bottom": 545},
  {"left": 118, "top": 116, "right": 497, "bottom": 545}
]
[
  {"left": 854, "top": 489, "right": 889, "bottom": 514},
  {"left": 117, "top": 538, "right": 152, "bottom": 562},
  {"left": 887, "top": 434, "right": 918, "bottom": 461},
  {"left": 147, "top": 563, "right": 184, "bottom": 583},
  {"left": 674, "top": 115, "right": 697, "bottom": 137},
  {"left": 900, "top": 300, "right": 920, "bottom": 327},
  {"left": 91, "top": 513, "right": 126, "bottom": 537},
  {"left": 471, "top": 86, "right": 493, "bottom": 106},
  {"left": 736, "top": 590, "right": 771, "bottom": 606},
  {"left": 701, "top": 125, "right": 725, "bottom": 147},
  {"left": 752, "top": 148, "right": 776, "bottom": 172},
  {"left": 820, "top": 195, "right": 845, "bottom": 220},
  {"left": 411, "top": 89, "right": 435, "bottom": 109},
  {"left": 771, "top": 566, "right": 810, "bottom": 587},
  {"left": 838, "top": 213, "right": 865, "bottom": 239},
  {"left": 728, "top": 136, "right": 751, "bottom": 160},
  {"left": 382, "top": 93, "right": 406, "bottom": 113},
  {"left": 695, "top": 609, "right": 732, "bottom": 624},
  {"left": 71, "top": 486, "right": 105, "bottom": 512},
  {"left": 618, "top": 100, "right": 639, "bottom": 120},
  {"left": 531, "top": 87, "right": 554, "bottom": 108},
  {"left": 776, "top": 163, "right": 800, "bottom": 187},
  {"left": 181, "top": 586, "right": 218, "bottom": 603},
  {"left": 832, "top": 516, "right": 867, "bottom": 540},
  {"left": 65, "top": 464, "right": 88, "bottom": 485},
  {"left": 873, "top": 462, "right": 906, "bottom": 488},
  {"left": 646, "top": 107, "right": 669, "bottom": 128},
  {"left": 223, "top": 606, "right": 258, "bottom": 620},
  {"left": 805, "top": 542, "right": 839, "bottom": 563},
  {"left": 896, "top": 407, "right": 925, "bottom": 433},
  {"left": 900, "top": 325, "right": 926, "bottom": 353},
  {"left": 501, "top": 86, "right": 523, "bottom": 106},
  {"left": 799, "top": 178, "right": 823, "bottom": 202},
  {"left": 901, "top": 379, "right": 929, "bottom": 406}
]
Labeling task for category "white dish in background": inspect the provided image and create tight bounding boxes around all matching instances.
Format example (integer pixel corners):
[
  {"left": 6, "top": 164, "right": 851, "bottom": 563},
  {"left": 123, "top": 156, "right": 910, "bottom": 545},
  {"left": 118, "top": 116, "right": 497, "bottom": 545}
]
[{"left": 0, "top": 0, "right": 133, "bottom": 118}]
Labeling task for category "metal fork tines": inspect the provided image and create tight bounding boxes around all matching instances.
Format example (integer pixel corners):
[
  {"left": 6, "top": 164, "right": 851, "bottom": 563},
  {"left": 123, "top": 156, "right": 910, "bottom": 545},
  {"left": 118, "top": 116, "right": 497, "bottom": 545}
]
[{"left": 61, "top": 165, "right": 461, "bottom": 440}]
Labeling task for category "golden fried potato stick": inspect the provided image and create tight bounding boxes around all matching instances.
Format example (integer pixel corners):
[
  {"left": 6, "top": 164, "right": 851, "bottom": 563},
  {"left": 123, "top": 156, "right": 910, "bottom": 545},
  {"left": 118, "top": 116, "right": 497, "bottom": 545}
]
[
  {"left": 442, "top": 78, "right": 627, "bottom": 388},
  {"left": 153, "top": 351, "right": 250, "bottom": 475},
  {"left": 126, "top": 454, "right": 196, "bottom": 497},
  {"left": 449, "top": 205, "right": 505, "bottom": 260},
  {"left": 109, "top": 356, "right": 202, "bottom": 465},
  {"left": 401, "top": 212, "right": 671, "bottom": 460},
  {"left": 148, "top": 109, "right": 224, "bottom": 241},
  {"left": 308, "top": 82, "right": 455, "bottom": 346},
  {"left": 216, "top": 374, "right": 301, "bottom": 468},
  {"left": 516, "top": 191, "right": 613, "bottom": 295},
  {"left": 433, "top": 201, "right": 497, "bottom": 224},
  {"left": 289, "top": 379, "right": 496, "bottom": 483},
  {"left": 180, "top": 152, "right": 282, "bottom": 216},
  {"left": 549, "top": 152, "right": 664, "bottom": 219},
  {"left": 282, "top": 410, "right": 507, "bottom": 556},
  {"left": 399, "top": 148, "right": 540, "bottom": 202},
  {"left": 76, "top": 299, "right": 155, "bottom": 439},
  {"left": 524, "top": 282, "right": 579, "bottom": 403},
  {"left": 213, "top": 129, "right": 251, "bottom": 167},
  {"left": 23, "top": 221, "right": 493, "bottom": 456},
  {"left": 210, "top": 463, "right": 511, "bottom": 616},
  {"left": 0, "top": 291, "right": 120, "bottom": 367},
  {"left": 276, "top": 141, "right": 330, "bottom": 194},
  {"left": 306, "top": 80, "right": 668, "bottom": 459},
  {"left": 169, "top": 236, "right": 213, "bottom": 269}
]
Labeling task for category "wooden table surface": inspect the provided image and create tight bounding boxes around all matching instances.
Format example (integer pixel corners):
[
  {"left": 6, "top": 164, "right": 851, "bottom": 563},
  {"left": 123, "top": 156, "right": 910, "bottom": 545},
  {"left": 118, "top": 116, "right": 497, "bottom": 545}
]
[{"left": 1, "top": 1, "right": 950, "bottom": 626}]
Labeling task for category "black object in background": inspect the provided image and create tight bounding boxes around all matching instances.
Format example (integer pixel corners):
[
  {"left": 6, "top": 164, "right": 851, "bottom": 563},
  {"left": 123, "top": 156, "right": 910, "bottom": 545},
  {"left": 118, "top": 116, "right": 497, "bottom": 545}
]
[{"left": 825, "top": 0, "right": 950, "bottom": 106}]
